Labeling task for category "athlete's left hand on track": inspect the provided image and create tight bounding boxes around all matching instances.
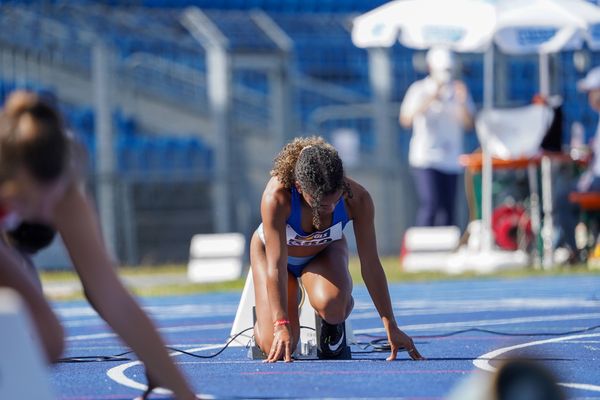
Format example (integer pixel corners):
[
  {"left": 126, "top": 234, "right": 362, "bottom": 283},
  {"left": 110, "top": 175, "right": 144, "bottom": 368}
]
[{"left": 386, "top": 325, "right": 424, "bottom": 361}]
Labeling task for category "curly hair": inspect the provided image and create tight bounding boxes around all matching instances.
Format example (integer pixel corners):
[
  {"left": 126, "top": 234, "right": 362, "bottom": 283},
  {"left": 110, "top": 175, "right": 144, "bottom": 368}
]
[{"left": 271, "top": 136, "right": 351, "bottom": 229}]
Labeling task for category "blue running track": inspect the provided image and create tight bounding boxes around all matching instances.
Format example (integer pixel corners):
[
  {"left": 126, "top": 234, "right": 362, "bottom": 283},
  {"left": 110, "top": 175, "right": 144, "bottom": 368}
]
[{"left": 50, "top": 275, "right": 600, "bottom": 399}]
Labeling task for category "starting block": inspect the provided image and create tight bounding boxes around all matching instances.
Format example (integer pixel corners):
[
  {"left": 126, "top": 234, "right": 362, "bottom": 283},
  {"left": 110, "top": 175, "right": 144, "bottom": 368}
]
[
  {"left": 229, "top": 268, "right": 354, "bottom": 359},
  {"left": 0, "top": 288, "right": 56, "bottom": 400},
  {"left": 187, "top": 233, "right": 245, "bottom": 283}
]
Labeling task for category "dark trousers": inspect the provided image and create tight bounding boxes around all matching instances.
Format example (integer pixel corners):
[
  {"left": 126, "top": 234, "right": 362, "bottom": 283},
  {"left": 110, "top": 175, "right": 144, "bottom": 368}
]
[
  {"left": 412, "top": 167, "right": 458, "bottom": 227},
  {"left": 555, "top": 175, "right": 600, "bottom": 251}
]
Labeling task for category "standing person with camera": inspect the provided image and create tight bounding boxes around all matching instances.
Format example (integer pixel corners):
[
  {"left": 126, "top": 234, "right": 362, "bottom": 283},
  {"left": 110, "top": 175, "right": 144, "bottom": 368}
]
[{"left": 400, "top": 47, "right": 475, "bottom": 227}]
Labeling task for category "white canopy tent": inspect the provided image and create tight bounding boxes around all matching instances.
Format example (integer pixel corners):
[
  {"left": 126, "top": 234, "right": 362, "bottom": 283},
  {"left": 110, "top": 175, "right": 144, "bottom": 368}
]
[
  {"left": 352, "top": 0, "right": 600, "bottom": 268},
  {"left": 353, "top": 0, "right": 600, "bottom": 100},
  {"left": 352, "top": 0, "right": 496, "bottom": 51}
]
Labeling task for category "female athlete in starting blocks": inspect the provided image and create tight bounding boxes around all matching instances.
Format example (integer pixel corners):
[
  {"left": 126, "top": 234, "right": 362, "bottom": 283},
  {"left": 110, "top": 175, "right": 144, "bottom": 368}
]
[
  {"left": 251, "top": 136, "right": 424, "bottom": 362},
  {"left": 0, "top": 91, "right": 197, "bottom": 399}
]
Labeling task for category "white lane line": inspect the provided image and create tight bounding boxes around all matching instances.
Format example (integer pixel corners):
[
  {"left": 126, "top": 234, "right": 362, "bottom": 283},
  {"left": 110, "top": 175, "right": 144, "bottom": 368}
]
[
  {"left": 560, "top": 382, "right": 600, "bottom": 392},
  {"left": 352, "top": 299, "right": 600, "bottom": 320},
  {"left": 67, "top": 344, "right": 216, "bottom": 351},
  {"left": 60, "top": 298, "right": 600, "bottom": 331},
  {"left": 55, "top": 304, "right": 238, "bottom": 318},
  {"left": 61, "top": 300, "right": 598, "bottom": 329},
  {"left": 56, "top": 298, "right": 600, "bottom": 320},
  {"left": 380, "top": 298, "right": 600, "bottom": 311},
  {"left": 66, "top": 332, "right": 116, "bottom": 341},
  {"left": 354, "top": 313, "right": 600, "bottom": 334},
  {"left": 67, "top": 322, "right": 231, "bottom": 341},
  {"left": 561, "top": 340, "right": 600, "bottom": 344},
  {"left": 158, "top": 323, "right": 232, "bottom": 333},
  {"left": 106, "top": 344, "right": 223, "bottom": 397},
  {"left": 62, "top": 315, "right": 231, "bottom": 328},
  {"left": 473, "top": 333, "right": 600, "bottom": 393}
]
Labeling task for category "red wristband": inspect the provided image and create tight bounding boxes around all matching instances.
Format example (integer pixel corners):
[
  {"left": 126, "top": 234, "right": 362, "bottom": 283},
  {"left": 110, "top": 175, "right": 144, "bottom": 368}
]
[{"left": 273, "top": 319, "right": 290, "bottom": 327}]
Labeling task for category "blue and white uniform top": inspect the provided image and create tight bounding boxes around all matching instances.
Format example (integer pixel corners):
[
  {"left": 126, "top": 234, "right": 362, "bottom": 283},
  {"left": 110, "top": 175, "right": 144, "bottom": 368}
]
[{"left": 257, "top": 186, "right": 350, "bottom": 247}]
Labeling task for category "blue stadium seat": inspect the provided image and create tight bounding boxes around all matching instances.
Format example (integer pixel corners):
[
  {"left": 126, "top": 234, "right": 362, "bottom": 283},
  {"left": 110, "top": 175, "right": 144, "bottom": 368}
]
[{"left": 1, "top": 2, "right": 599, "bottom": 162}]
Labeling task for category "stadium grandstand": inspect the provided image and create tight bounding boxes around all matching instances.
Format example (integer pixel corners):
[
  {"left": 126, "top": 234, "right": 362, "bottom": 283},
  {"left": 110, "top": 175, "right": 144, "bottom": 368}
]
[
  {"left": 1, "top": 0, "right": 599, "bottom": 264},
  {"left": 3, "top": 2, "right": 600, "bottom": 400}
]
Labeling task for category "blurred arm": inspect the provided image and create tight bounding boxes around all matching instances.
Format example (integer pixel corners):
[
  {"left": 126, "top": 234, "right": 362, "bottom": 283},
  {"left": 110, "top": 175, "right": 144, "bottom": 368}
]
[
  {"left": 400, "top": 81, "right": 439, "bottom": 128},
  {"left": 0, "top": 244, "right": 64, "bottom": 363},
  {"left": 54, "top": 185, "right": 195, "bottom": 400}
]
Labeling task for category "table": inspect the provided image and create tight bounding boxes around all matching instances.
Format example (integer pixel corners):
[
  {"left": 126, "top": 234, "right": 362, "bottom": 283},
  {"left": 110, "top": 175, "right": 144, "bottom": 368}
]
[{"left": 460, "top": 151, "right": 587, "bottom": 268}]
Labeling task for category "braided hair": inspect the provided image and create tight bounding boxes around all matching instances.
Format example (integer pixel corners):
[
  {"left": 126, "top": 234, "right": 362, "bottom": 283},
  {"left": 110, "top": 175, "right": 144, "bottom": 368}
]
[{"left": 271, "top": 136, "right": 351, "bottom": 229}]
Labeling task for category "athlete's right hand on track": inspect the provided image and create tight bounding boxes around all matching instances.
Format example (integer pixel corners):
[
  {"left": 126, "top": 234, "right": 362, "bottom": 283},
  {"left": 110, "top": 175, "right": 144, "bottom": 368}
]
[{"left": 265, "top": 324, "right": 293, "bottom": 362}]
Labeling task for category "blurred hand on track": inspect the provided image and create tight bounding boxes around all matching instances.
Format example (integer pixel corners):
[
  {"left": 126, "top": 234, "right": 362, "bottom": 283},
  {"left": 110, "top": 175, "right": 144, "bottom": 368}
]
[{"left": 135, "top": 371, "right": 200, "bottom": 400}]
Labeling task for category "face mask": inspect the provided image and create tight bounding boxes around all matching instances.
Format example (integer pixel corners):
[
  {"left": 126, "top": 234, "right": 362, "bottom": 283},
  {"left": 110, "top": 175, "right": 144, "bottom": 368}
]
[{"left": 431, "top": 68, "right": 453, "bottom": 84}]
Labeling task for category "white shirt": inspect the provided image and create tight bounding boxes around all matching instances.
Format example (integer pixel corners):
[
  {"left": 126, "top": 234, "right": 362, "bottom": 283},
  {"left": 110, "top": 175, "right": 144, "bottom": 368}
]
[
  {"left": 575, "top": 120, "right": 600, "bottom": 192},
  {"left": 400, "top": 76, "right": 475, "bottom": 173},
  {"left": 593, "top": 121, "right": 600, "bottom": 177}
]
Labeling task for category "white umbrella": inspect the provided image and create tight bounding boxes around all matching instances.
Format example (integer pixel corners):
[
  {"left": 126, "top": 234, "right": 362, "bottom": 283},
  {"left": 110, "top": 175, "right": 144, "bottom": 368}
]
[
  {"left": 495, "top": 0, "right": 600, "bottom": 54},
  {"left": 494, "top": 0, "right": 600, "bottom": 94},
  {"left": 352, "top": 0, "right": 600, "bottom": 266},
  {"left": 353, "top": 0, "right": 600, "bottom": 95},
  {"left": 353, "top": 0, "right": 600, "bottom": 52},
  {"left": 352, "top": 0, "right": 496, "bottom": 51}
]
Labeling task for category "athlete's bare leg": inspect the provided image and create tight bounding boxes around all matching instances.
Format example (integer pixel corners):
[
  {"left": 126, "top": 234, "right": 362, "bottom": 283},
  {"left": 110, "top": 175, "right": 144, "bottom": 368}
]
[
  {"left": 301, "top": 236, "right": 353, "bottom": 324},
  {"left": 250, "top": 232, "right": 300, "bottom": 355}
]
